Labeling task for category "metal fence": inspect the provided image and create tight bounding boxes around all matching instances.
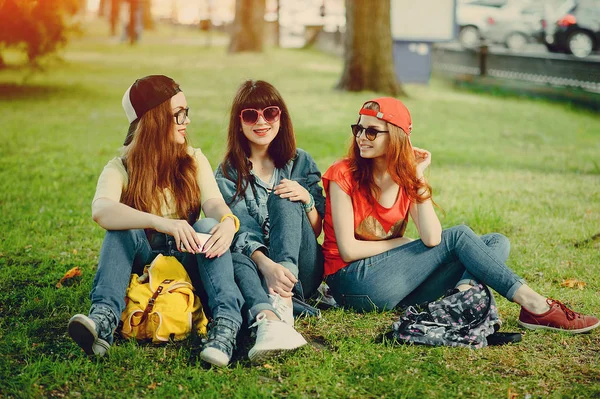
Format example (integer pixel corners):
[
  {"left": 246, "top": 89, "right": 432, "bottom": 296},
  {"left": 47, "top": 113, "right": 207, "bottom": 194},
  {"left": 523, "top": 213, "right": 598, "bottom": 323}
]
[{"left": 432, "top": 45, "right": 600, "bottom": 95}]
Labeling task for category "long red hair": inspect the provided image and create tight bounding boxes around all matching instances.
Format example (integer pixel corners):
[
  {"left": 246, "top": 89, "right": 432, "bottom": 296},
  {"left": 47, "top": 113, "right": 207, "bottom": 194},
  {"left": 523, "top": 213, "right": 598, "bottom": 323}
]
[
  {"left": 347, "top": 101, "right": 432, "bottom": 204},
  {"left": 121, "top": 97, "right": 200, "bottom": 224},
  {"left": 221, "top": 80, "right": 296, "bottom": 204}
]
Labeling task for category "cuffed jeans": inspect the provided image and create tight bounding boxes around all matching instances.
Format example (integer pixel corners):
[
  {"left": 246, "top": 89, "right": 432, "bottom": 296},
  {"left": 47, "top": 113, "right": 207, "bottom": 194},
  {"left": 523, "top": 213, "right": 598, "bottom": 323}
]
[
  {"left": 232, "top": 253, "right": 278, "bottom": 322},
  {"left": 326, "top": 224, "right": 525, "bottom": 312},
  {"left": 88, "top": 218, "right": 243, "bottom": 342},
  {"left": 230, "top": 193, "right": 324, "bottom": 323},
  {"left": 267, "top": 193, "right": 324, "bottom": 300}
]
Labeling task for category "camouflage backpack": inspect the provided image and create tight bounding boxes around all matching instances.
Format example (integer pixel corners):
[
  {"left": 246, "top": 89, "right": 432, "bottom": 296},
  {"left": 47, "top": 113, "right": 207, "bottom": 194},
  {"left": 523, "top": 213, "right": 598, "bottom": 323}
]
[{"left": 392, "top": 284, "right": 501, "bottom": 349}]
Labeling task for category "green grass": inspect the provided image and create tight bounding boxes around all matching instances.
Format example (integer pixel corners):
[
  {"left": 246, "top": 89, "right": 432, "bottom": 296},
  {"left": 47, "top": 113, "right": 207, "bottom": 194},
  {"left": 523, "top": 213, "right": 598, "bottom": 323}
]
[{"left": 1, "top": 19, "right": 600, "bottom": 399}]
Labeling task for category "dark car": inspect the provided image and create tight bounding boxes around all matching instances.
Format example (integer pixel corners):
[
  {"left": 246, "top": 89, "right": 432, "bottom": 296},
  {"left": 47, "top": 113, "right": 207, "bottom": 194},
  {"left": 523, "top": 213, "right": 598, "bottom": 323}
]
[{"left": 544, "top": 0, "right": 600, "bottom": 57}]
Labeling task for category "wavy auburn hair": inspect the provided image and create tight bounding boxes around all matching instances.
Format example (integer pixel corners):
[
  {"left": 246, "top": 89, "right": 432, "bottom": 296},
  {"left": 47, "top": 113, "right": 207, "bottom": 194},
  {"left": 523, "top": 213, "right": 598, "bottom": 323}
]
[
  {"left": 221, "top": 80, "right": 296, "bottom": 204},
  {"left": 347, "top": 101, "right": 432, "bottom": 204},
  {"left": 121, "top": 94, "right": 200, "bottom": 224}
]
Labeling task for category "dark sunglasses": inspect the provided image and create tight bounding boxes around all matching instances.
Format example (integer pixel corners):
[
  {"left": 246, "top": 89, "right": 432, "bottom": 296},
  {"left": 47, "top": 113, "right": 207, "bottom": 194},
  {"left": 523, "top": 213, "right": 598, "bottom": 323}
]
[
  {"left": 173, "top": 107, "right": 189, "bottom": 125},
  {"left": 351, "top": 124, "right": 389, "bottom": 141},
  {"left": 240, "top": 106, "right": 281, "bottom": 125}
]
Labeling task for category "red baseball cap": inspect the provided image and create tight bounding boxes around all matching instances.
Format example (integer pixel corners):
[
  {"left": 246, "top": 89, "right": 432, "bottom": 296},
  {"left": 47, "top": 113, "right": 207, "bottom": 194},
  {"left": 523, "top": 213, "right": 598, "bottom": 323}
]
[{"left": 359, "top": 97, "right": 412, "bottom": 136}]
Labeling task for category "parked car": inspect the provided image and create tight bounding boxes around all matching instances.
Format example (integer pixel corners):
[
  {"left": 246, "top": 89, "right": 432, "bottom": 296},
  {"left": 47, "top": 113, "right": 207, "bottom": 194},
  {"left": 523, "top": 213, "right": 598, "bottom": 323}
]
[
  {"left": 481, "top": 1, "right": 548, "bottom": 50},
  {"left": 544, "top": 0, "right": 600, "bottom": 57},
  {"left": 456, "top": 0, "right": 508, "bottom": 48}
]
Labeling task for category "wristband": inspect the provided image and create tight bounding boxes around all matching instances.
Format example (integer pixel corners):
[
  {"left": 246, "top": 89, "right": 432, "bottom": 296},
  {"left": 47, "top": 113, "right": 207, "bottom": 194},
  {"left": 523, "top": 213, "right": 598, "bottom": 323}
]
[
  {"left": 302, "top": 194, "right": 315, "bottom": 213},
  {"left": 220, "top": 213, "right": 240, "bottom": 232}
]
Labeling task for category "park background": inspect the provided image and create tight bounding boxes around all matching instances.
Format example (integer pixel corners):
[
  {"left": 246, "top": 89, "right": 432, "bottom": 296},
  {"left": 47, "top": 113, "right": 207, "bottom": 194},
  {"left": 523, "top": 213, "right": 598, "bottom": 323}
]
[{"left": 0, "top": 0, "right": 599, "bottom": 398}]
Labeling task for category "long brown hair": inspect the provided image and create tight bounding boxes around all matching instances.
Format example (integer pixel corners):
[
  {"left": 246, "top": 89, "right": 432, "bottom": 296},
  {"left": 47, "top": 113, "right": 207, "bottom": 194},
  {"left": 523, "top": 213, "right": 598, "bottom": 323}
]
[
  {"left": 121, "top": 96, "right": 200, "bottom": 224},
  {"left": 221, "top": 80, "right": 296, "bottom": 204},
  {"left": 347, "top": 101, "right": 432, "bottom": 204}
]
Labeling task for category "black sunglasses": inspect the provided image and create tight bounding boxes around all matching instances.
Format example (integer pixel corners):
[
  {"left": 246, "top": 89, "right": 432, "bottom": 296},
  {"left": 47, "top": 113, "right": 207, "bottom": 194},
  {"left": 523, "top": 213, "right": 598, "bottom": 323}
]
[
  {"left": 173, "top": 107, "right": 189, "bottom": 125},
  {"left": 351, "top": 124, "right": 389, "bottom": 141}
]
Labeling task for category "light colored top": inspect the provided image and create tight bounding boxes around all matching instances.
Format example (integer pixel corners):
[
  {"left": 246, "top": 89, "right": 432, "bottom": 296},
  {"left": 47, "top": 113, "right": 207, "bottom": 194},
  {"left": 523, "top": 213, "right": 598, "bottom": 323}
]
[
  {"left": 322, "top": 159, "right": 411, "bottom": 276},
  {"left": 92, "top": 147, "right": 223, "bottom": 219}
]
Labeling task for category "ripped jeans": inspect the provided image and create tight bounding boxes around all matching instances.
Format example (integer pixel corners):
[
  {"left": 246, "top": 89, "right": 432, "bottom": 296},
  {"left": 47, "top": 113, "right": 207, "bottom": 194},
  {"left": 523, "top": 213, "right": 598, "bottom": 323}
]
[{"left": 326, "top": 225, "right": 525, "bottom": 312}]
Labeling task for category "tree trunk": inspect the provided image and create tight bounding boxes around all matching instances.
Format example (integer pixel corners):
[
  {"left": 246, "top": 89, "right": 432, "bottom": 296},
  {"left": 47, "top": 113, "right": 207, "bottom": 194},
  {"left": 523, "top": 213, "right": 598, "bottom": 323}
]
[
  {"left": 128, "top": 0, "right": 139, "bottom": 45},
  {"left": 142, "top": 0, "right": 153, "bottom": 30},
  {"left": 98, "top": 0, "right": 106, "bottom": 17},
  {"left": 110, "top": 0, "right": 120, "bottom": 36},
  {"left": 275, "top": 0, "right": 280, "bottom": 48},
  {"left": 336, "top": 0, "right": 406, "bottom": 96},
  {"left": 228, "top": 0, "right": 266, "bottom": 53}
]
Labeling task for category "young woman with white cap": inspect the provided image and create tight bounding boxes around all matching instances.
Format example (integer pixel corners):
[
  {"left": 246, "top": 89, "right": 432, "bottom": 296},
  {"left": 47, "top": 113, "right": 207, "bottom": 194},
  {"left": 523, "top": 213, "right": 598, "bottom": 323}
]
[
  {"left": 322, "top": 97, "right": 599, "bottom": 334},
  {"left": 67, "top": 75, "right": 244, "bottom": 366}
]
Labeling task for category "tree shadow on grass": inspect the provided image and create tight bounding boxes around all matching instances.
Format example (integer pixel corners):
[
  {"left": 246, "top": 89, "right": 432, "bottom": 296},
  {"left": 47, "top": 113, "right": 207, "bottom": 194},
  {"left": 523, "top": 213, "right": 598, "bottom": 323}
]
[{"left": 0, "top": 83, "right": 93, "bottom": 102}]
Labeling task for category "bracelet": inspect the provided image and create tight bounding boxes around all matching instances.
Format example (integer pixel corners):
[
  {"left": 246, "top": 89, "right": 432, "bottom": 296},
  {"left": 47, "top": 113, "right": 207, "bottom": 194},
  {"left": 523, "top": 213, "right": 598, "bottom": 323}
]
[
  {"left": 302, "top": 194, "right": 315, "bottom": 213},
  {"left": 220, "top": 213, "right": 240, "bottom": 232}
]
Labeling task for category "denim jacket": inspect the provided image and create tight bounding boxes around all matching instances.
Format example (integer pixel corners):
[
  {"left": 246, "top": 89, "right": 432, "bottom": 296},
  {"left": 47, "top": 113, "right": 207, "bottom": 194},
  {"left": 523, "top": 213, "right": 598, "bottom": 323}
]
[{"left": 215, "top": 148, "right": 325, "bottom": 258}]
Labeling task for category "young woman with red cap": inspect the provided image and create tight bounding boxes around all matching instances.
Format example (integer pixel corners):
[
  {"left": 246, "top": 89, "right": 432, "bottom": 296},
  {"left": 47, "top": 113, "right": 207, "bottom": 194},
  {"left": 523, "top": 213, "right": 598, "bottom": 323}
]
[
  {"left": 321, "top": 97, "right": 599, "bottom": 334},
  {"left": 67, "top": 75, "right": 244, "bottom": 367}
]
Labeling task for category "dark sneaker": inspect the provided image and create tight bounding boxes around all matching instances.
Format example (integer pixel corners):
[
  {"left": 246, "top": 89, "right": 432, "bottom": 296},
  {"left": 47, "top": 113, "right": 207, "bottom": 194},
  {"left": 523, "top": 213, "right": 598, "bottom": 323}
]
[
  {"left": 68, "top": 314, "right": 111, "bottom": 356},
  {"left": 518, "top": 299, "right": 600, "bottom": 334},
  {"left": 200, "top": 318, "right": 239, "bottom": 367}
]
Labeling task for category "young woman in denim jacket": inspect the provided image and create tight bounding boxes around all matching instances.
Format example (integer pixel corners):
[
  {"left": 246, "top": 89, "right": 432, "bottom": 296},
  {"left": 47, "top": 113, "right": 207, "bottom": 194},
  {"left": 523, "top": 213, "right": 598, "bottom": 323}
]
[
  {"left": 215, "top": 80, "right": 326, "bottom": 361},
  {"left": 67, "top": 75, "right": 245, "bottom": 367},
  {"left": 322, "top": 96, "right": 599, "bottom": 334}
]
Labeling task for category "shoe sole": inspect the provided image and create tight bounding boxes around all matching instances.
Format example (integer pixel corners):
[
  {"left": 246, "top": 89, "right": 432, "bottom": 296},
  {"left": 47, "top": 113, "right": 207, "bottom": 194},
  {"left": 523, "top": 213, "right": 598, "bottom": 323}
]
[
  {"left": 518, "top": 319, "right": 600, "bottom": 334},
  {"left": 248, "top": 339, "right": 307, "bottom": 363},
  {"left": 200, "top": 347, "right": 230, "bottom": 367},
  {"left": 68, "top": 315, "right": 97, "bottom": 356},
  {"left": 68, "top": 315, "right": 110, "bottom": 356}
]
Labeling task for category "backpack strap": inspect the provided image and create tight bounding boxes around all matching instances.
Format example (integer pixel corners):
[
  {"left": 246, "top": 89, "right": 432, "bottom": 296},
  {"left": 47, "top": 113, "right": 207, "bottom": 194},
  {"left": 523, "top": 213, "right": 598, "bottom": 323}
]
[{"left": 130, "top": 279, "right": 173, "bottom": 327}]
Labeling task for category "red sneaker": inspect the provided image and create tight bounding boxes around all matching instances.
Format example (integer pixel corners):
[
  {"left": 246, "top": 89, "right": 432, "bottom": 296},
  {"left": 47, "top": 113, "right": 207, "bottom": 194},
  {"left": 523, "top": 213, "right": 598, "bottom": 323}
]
[{"left": 518, "top": 299, "right": 600, "bottom": 334}]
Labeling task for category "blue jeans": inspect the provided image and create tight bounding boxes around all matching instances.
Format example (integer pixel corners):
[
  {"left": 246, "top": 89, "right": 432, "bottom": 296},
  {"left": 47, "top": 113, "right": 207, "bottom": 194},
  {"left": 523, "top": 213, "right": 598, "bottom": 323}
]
[
  {"left": 89, "top": 218, "right": 243, "bottom": 342},
  {"left": 267, "top": 193, "right": 324, "bottom": 300},
  {"left": 232, "top": 253, "right": 278, "bottom": 322},
  {"left": 326, "top": 224, "right": 524, "bottom": 312}
]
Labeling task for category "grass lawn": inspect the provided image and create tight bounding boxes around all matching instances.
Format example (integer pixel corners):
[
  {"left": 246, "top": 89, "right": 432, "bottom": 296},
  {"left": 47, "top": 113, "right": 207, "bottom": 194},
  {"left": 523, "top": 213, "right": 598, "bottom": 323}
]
[{"left": 1, "top": 19, "right": 599, "bottom": 399}]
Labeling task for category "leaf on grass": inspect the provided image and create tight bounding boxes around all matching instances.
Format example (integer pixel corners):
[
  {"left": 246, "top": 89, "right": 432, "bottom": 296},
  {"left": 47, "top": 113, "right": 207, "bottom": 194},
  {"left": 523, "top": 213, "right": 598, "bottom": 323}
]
[
  {"left": 147, "top": 382, "right": 157, "bottom": 390},
  {"left": 507, "top": 388, "right": 518, "bottom": 399},
  {"left": 560, "top": 279, "right": 586, "bottom": 290},
  {"left": 56, "top": 267, "right": 82, "bottom": 288},
  {"left": 263, "top": 363, "right": 274, "bottom": 369}
]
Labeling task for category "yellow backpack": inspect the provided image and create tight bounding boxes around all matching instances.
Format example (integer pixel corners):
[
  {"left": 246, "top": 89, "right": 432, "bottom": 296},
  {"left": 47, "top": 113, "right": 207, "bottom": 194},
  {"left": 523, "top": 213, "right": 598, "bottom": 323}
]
[{"left": 121, "top": 254, "right": 208, "bottom": 343}]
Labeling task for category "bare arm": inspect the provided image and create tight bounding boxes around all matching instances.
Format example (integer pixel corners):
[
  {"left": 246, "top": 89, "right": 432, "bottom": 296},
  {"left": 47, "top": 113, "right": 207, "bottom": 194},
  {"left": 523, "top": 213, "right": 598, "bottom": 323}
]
[
  {"left": 411, "top": 147, "right": 442, "bottom": 247},
  {"left": 330, "top": 182, "right": 412, "bottom": 263},
  {"left": 92, "top": 197, "right": 204, "bottom": 254},
  {"left": 92, "top": 197, "right": 158, "bottom": 230},
  {"left": 201, "top": 197, "right": 238, "bottom": 258},
  {"left": 305, "top": 205, "right": 322, "bottom": 237}
]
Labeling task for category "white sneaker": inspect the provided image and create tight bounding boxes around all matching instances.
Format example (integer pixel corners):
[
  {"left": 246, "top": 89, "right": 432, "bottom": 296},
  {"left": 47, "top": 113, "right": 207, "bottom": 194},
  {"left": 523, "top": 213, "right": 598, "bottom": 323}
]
[
  {"left": 248, "top": 313, "right": 307, "bottom": 363},
  {"left": 200, "top": 347, "right": 230, "bottom": 367},
  {"left": 268, "top": 294, "right": 294, "bottom": 325}
]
